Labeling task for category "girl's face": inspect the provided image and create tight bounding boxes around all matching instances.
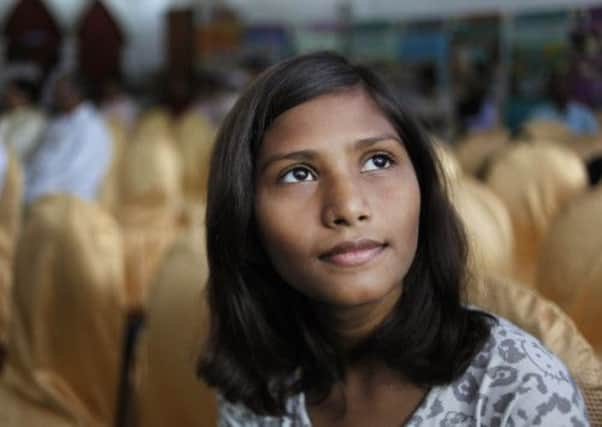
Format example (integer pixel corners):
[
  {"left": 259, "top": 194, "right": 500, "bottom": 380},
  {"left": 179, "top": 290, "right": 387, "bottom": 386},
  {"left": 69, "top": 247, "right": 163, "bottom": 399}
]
[{"left": 254, "top": 88, "right": 421, "bottom": 309}]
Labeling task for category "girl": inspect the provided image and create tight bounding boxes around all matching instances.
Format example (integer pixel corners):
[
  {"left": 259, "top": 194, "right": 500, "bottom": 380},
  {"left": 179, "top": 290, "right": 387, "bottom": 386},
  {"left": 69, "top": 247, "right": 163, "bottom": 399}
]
[{"left": 199, "top": 52, "right": 589, "bottom": 426}]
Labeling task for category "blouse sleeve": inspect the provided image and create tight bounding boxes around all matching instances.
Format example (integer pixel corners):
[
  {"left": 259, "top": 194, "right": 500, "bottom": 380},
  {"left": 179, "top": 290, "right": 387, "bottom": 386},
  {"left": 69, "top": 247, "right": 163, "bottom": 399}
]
[{"left": 500, "top": 372, "right": 589, "bottom": 426}]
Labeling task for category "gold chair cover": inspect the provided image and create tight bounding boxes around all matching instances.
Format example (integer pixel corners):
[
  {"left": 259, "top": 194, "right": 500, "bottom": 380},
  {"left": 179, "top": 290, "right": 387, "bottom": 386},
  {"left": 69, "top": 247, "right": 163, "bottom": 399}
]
[
  {"left": 134, "top": 218, "right": 216, "bottom": 426},
  {"left": 450, "top": 177, "right": 514, "bottom": 277},
  {"left": 521, "top": 119, "right": 574, "bottom": 144},
  {"left": 0, "top": 149, "right": 23, "bottom": 349},
  {"left": 0, "top": 195, "right": 126, "bottom": 426},
  {"left": 173, "top": 110, "right": 216, "bottom": 203},
  {"left": 454, "top": 128, "right": 510, "bottom": 177},
  {"left": 536, "top": 186, "right": 602, "bottom": 356},
  {"left": 97, "top": 117, "right": 127, "bottom": 215},
  {"left": 485, "top": 142, "right": 588, "bottom": 286},
  {"left": 117, "top": 130, "right": 182, "bottom": 309}
]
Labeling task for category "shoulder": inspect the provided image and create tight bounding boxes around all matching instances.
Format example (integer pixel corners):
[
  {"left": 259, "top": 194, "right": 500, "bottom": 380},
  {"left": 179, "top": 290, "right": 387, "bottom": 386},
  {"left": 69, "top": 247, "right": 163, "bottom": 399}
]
[
  {"left": 412, "top": 315, "right": 589, "bottom": 426},
  {"left": 483, "top": 316, "right": 589, "bottom": 424},
  {"left": 481, "top": 316, "right": 581, "bottom": 397}
]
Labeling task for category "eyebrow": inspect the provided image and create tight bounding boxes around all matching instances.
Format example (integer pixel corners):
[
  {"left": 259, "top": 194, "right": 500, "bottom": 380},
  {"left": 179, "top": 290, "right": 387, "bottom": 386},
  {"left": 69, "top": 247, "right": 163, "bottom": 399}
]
[{"left": 258, "top": 133, "right": 401, "bottom": 173}]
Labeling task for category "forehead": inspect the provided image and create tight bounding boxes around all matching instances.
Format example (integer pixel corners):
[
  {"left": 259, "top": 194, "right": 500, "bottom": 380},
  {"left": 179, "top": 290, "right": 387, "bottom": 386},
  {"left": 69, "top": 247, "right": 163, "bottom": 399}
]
[{"left": 261, "top": 88, "right": 398, "bottom": 154}]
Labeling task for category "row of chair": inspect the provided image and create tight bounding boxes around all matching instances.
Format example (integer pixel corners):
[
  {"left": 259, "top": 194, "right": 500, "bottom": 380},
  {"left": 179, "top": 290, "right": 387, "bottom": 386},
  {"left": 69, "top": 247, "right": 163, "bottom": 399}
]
[
  {"left": 0, "top": 112, "right": 600, "bottom": 425},
  {"left": 448, "top": 125, "right": 602, "bottom": 353}
]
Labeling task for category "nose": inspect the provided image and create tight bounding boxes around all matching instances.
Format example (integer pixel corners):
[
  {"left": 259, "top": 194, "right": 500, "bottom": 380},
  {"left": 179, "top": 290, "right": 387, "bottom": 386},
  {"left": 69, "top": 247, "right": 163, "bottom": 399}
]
[{"left": 321, "top": 174, "right": 370, "bottom": 228}]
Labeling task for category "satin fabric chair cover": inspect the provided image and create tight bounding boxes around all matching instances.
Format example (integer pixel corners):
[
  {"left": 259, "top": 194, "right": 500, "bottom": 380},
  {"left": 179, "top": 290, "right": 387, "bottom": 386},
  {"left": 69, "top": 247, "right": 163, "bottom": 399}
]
[
  {"left": 0, "top": 230, "right": 11, "bottom": 365},
  {"left": 521, "top": 119, "right": 575, "bottom": 145},
  {"left": 0, "top": 148, "right": 24, "bottom": 255},
  {"left": 0, "top": 148, "right": 23, "bottom": 349},
  {"left": 521, "top": 117, "right": 602, "bottom": 162},
  {"left": 132, "top": 108, "right": 173, "bottom": 143},
  {"left": 536, "top": 185, "right": 602, "bottom": 356},
  {"left": 0, "top": 195, "right": 126, "bottom": 426},
  {"left": 453, "top": 128, "right": 510, "bottom": 177},
  {"left": 134, "top": 213, "right": 217, "bottom": 426},
  {"left": 173, "top": 110, "right": 216, "bottom": 203},
  {"left": 432, "top": 142, "right": 462, "bottom": 186},
  {"left": 569, "top": 138, "right": 602, "bottom": 162},
  {"left": 98, "top": 117, "right": 128, "bottom": 215},
  {"left": 485, "top": 142, "right": 588, "bottom": 286},
  {"left": 117, "top": 128, "right": 182, "bottom": 309},
  {"left": 434, "top": 142, "right": 514, "bottom": 278},
  {"left": 449, "top": 177, "right": 514, "bottom": 278},
  {"left": 525, "top": 127, "right": 602, "bottom": 163}
]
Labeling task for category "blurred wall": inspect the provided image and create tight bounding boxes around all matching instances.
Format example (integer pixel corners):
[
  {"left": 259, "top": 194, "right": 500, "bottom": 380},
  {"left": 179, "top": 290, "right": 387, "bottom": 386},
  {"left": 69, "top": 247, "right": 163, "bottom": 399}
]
[
  {"left": 228, "top": 0, "right": 602, "bottom": 22},
  {"left": 2, "top": 0, "right": 602, "bottom": 81}
]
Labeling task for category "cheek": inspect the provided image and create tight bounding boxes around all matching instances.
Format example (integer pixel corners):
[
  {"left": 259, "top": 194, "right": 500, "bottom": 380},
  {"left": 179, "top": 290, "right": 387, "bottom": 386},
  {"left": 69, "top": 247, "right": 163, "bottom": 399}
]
[
  {"left": 255, "top": 191, "right": 313, "bottom": 270},
  {"left": 375, "top": 171, "right": 421, "bottom": 251}
]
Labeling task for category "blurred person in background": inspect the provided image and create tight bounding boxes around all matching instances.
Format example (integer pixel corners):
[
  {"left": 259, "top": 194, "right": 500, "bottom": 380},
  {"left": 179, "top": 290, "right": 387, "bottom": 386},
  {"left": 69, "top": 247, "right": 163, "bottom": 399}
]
[
  {"left": 99, "top": 76, "right": 139, "bottom": 131},
  {"left": 455, "top": 59, "right": 500, "bottom": 135},
  {"left": 193, "top": 69, "right": 241, "bottom": 127},
  {"left": 25, "top": 72, "right": 112, "bottom": 205},
  {"left": 161, "top": 73, "right": 195, "bottom": 117},
  {"left": 0, "top": 78, "right": 47, "bottom": 166},
  {"left": 457, "top": 81, "right": 498, "bottom": 134},
  {"left": 568, "top": 28, "right": 602, "bottom": 109},
  {"left": 529, "top": 70, "right": 599, "bottom": 136}
]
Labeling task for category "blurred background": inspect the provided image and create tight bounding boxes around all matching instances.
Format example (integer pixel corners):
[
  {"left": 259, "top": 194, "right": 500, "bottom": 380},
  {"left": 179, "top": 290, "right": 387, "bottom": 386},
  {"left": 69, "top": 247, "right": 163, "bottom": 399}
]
[
  {"left": 3, "top": 0, "right": 602, "bottom": 135},
  {"left": 1, "top": 1, "right": 602, "bottom": 426}
]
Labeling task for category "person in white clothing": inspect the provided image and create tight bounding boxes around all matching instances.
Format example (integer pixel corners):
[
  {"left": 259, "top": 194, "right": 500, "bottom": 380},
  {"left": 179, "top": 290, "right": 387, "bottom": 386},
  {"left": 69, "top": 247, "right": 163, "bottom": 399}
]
[
  {"left": 25, "top": 73, "right": 112, "bottom": 205},
  {"left": 99, "top": 77, "right": 139, "bottom": 131}
]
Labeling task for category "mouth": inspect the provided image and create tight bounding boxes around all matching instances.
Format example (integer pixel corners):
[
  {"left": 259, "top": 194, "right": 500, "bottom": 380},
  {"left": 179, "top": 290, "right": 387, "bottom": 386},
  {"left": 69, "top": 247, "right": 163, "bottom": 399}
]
[{"left": 319, "top": 239, "right": 387, "bottom": 267}]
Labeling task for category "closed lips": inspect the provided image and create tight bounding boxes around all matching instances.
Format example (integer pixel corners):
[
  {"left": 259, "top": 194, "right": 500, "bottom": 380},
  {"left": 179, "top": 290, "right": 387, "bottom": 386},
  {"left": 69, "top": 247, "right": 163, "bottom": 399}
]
[{"left": 319, "top": 239, "right": 386, "bottom": 267}]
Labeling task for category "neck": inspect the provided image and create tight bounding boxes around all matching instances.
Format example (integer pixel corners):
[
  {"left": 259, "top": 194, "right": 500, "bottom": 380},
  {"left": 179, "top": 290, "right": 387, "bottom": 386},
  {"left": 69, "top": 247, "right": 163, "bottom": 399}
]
[
  {"left": 342, "top": 358, "right": 414, "bottom": 396},
  {"left": 306, "top": 353, "right": 428, "bottom": 424},
  {"left": 316, "top": 285, "right": 401, "bottom": 350}
]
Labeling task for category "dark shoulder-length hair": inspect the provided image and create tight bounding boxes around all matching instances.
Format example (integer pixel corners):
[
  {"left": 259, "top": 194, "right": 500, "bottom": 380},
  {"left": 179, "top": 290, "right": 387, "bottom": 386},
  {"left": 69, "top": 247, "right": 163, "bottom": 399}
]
[{"left": 198, "top": 51, "right": 492, "bottom": 415}]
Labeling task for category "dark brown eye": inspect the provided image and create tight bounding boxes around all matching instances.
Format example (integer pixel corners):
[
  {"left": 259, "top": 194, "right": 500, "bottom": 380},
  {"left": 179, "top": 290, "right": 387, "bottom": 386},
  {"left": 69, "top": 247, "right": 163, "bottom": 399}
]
[
  {"left": 373, "top": 155, "right": 389, "bottom": 168},
  {"left": 362, "top": 154, "right": 393, "bottom": 172},
  {"left": 281, "top": 166, "right": 316, "bottom": 183},
  {"left": 293, "top": 169, "right": 309, "bottom": 180}
]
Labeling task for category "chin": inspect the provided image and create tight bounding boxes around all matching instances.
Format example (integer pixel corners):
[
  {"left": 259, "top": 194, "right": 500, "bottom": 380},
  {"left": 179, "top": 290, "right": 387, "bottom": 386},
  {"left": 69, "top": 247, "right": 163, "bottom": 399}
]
[{"left": 313, "top": 281, "right": 401, "bottom": 308}]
